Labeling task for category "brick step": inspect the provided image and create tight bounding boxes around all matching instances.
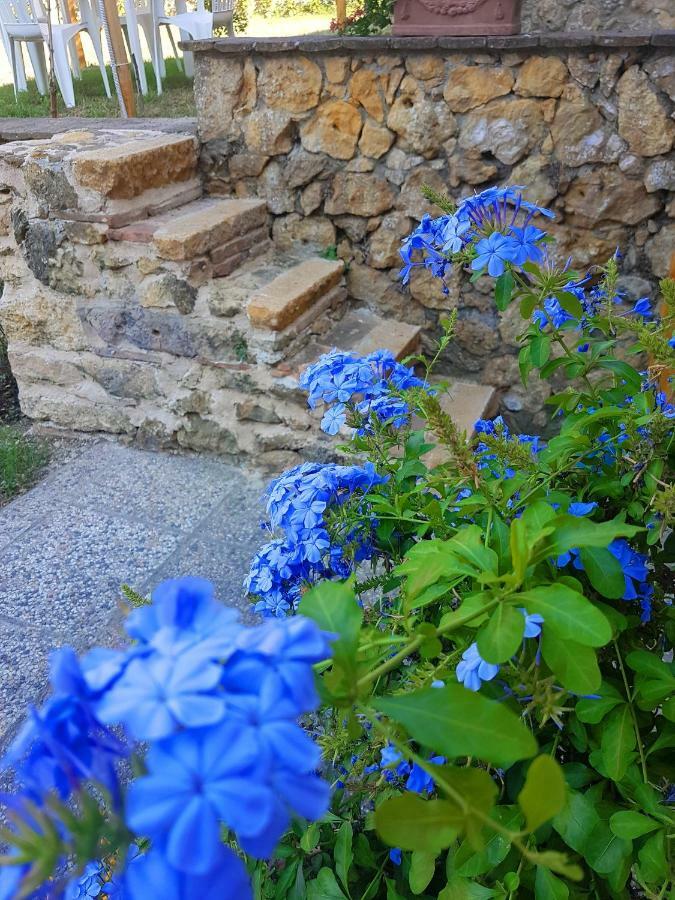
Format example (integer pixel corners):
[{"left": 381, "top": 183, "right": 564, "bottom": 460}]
[{"left": 109, "top": 197, "right": 270, "bottom": 273}]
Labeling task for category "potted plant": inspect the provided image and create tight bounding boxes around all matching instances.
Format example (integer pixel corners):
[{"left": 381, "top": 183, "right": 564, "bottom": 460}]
[{"left": 393, "top": 0, "right": 522, "bottom": 35}]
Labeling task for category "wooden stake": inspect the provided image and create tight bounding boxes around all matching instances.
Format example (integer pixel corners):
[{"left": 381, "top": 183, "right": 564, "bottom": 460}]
[
  {"left": 67, "top": 0, "right": 86, "bottom": 68},
  {"left": 101, "top": 0, "right": 136, "bottom": 117},
  {"left": 335, "top": 0, "right": 347, "bottom": 28}
]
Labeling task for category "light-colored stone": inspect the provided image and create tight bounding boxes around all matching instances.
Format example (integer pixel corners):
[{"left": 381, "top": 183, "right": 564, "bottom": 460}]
[
  {"left": 617, "top": 66, "right": 675, "bottom": 158},
  {"left": 353, "top": 315, "right": 421, "bottom": 359},
  {"left": 550, "top": 84, "right": 618, "bottom": 168},
  {"left": 153, "top": 199, "right": 267, "bottom": 260},
  {"left": 300, "top": 100, "right": 362, "bottom": 160},
  {"left": 644, "top": 158, "right": 675, "bottom": 193},
  {"left": 325, "top": 173, "right": 396, "bottom": 218},
  {"left": 243, "top": 108, "right": 294, "bottom": 156},
  {"left": 406, "top": 54, "right": 445, "bottom": 82},
  {"left": 509, "top": 155, "right": 557, "bottom": 206},
  {"left": 515, "top": 56, "right": 568, "bottom": 98},
  {"left": 645, "top": 224, "right": 675, "bottom": 278},
  {"left": 272, "top": 213, "right": 336, "bottom": 250},
  {"left": 300, "top": 181, "right": 325, "bottom": 216},
  {"left": 447, "top": 149, "right": 497, "bottom": 187},
  {"left": 247, "top": 258, "right": 343, "bottom": 330},
  {"left": 72, "top": 135, "right": 198, "bottom": 200},
  {"left": 359, "top": 119, "right": 395, "bottom": 159},
  {"left": 193, "top": 56, "right": 244, "bottom": 142},
  {"left": 397, "top": 167, "right": 447, "bottom": 220},
  {"left": 325, "top": 57, "right": 349, "bottom": 84},
  {"left": 443, "top": 65, "right": 514, "bottom": 112},
  {"left": 350, "top": 69, "right": 386, "bottom": 122},
  {"left": 258, "top": 56, "right": 322, "bottom": 114},
  {"left": 368, "top": 212, "right": 411, "bottom": 268},
  {"left": 423, "top": 380, "right": 497, "bottom": 464},
  {"left": 388, "top": 94, "right": 456, "bottom": 158},
  {"left": 563, "top": 168, "right": 661, "bottom": 226},
  {"left": 459, "top": 98, "right": 546, "bottom": 166},
  {"left": 410, "top": 266, "right": 461, "bottom": 310},
  {"left": 229, "top": 152, "right": 269, "bottom": 178}
]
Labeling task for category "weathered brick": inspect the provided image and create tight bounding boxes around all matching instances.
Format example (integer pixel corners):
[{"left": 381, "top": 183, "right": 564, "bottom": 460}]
[{"left": 153, "top": 199, "right": 267, "bottom": 261}]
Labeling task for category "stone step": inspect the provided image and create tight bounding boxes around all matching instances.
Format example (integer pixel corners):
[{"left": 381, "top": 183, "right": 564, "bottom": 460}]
[
  {"left": 323, "top": 308, "right": 421, "bottom": 360},
  {"left": 153, "top": 198, "right": 269, "bottom": 262},
  {"left": 72, "top": 133, "right": 199, "bottom": 201},
  {"left": 247, "top": 258, "right": 345, "bottom": 331},
  {"left": 422, "top": 379, "right": 498, "bottom": 468}
]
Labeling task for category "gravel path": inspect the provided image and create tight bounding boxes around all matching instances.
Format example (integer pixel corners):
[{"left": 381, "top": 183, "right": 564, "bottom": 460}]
[{"left": 0, "top": 438, "right": 266, "bottom": 752}]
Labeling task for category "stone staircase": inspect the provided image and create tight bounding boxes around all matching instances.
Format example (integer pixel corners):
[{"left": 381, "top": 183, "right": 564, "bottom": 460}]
[{"left": 0, "top": 128, "right": 496, "bottom": 469}]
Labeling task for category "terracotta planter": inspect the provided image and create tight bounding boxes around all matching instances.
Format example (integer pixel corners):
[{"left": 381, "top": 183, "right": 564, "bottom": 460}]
[{"left": 392, "top": 0, "right": 521, "bottom": 35}]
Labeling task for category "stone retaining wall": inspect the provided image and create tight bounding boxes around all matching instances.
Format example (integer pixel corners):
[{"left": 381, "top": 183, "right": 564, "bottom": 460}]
[{"left": 189, "top": 33, "right": 674, "bottom": 426}]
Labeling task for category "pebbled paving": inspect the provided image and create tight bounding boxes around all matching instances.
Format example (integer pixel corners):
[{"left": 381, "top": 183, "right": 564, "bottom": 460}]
[{"left": 0, "top": 438, "right": 266, "bottom": 751}]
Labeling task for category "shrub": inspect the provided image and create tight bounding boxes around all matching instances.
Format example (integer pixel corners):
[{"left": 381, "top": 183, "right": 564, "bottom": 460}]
[{"left": 1, "top": 185, "right": 673, "bottom": 899}]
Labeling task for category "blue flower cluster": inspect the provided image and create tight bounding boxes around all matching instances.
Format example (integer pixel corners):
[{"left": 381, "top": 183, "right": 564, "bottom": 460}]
[
  {"left": 246, "top": 461, "right": 387, "bottom": 617},
  {"left": 1, "top": 577, "right": 333, "bottom": 899},
  {"left": 299, "top": 348, "right": 426, "bottom": 436},
  {"left": 399, "top": 186, "right": 552, "bottom": 288},
  {"left": 474, "top": 415, "right": 543, "bottom": 479}
]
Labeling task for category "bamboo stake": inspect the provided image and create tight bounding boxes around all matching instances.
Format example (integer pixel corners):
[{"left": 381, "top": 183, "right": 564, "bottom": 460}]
[
  {"left": 335, "top": 0, "right": 347, "bottom": 28},
  {"left": 67, "top": 0, "right": 86, "bottom": 68}
]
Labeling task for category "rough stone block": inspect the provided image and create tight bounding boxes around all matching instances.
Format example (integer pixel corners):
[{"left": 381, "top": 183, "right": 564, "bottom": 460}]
[
  {"left": 247, "top": 258, "right": 344, "bottom": 331},
  {"left": 153, "top": 199, "right": 267, "bottom": 261},
  {"left": 423, "top": 381, "right": 498, "bottom": 468},
  {"left": 72, "top": 135, "right": 198, "bottom": 200}
]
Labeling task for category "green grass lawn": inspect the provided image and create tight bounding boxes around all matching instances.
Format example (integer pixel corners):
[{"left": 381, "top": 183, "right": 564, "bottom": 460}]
[
  {"left": 0, "top": 57, "right": 195, "bottom": 118},
  {"left": 0, "top": 14, "right": 334, "bottom": 118}
]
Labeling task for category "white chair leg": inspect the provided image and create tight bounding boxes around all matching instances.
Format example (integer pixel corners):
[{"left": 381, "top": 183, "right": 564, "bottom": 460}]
[
  {"left": 9, "top": 39, "right": 20, "bottom": 100},
  {"left": 68, "top": 38, "right": 81, "bottom": 79},
  {"left": 124, "top": 21, "right": 148, "bottom": 94},
  {"left": 164, "top": 24, "right": 179, "bottom": 73},
  {"left": 27, "top": 43, "right": 48, "bottom": 94},
  {"left": 50, "top": 31, "right": 76, "bottom": 107},
  {"left": 150, "top": 24, "right": 163, "bottom": 93},
  {"left": 86, "top": 27, "right": 112, "bottom": 98}
]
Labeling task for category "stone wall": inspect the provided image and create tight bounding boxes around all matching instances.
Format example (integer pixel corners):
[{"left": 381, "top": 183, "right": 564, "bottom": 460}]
[
  {"left": 522, "top": 0, "right": 673, "bottom": 33},
  {"left": 190, "top": 33, "right": 674, "bottom": 427}
]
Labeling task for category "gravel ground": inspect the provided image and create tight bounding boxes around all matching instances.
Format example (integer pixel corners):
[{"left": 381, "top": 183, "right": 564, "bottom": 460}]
[{"left": 0, "top": 437, "right": 267, "bottom": 751}]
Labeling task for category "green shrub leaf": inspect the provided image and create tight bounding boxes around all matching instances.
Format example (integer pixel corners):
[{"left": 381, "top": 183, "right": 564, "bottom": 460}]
[
  {"left": 374, "top": 795, "right": 463, "bottom": 851},
  {"left": 519, "top": 584, "right": 612, "bottom": 647},
  {"left": 476, "top": 603, "right": 525, "bottom": 664},
  {"left": 372, "top": 686, "right": 537, "bottom": 767},
  {"left": 518, "top": 755, "right": 567, "bottom": 832}
]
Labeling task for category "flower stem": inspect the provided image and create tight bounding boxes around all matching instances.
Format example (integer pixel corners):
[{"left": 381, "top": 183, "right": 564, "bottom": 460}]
[{"left": 613, "top": 638, "right": 649, "bottom": 784}]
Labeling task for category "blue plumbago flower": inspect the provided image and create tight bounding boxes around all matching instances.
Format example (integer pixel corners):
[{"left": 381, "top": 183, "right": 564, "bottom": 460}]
[
  {"left": 568, "top": 501, "right": 598, "bottom": 517},
  {"left": 471, "top": 232, "right": 518, "bottom": 277},
  {"left": 94, "top": 646, "right": 228, "bottom": 741},
  {"left": 2, "top": 648, "right": 126, "bottom": 801},
  {"left": 406, "top": 756, "right": 446, "bottom": 793},
  {"left": 64, "top": 861, "right": 104, "bottom": 899},
  {"left": 246, "top": 461, "right": 388, "bottom": 616},
  {"left": 389, "top": 848, "right": 402, "bottom": 866},
  {"left": 122, "top": 844, "right": 252, "bottom": 900},
  {"left": 630, "top": 297, "right": 652, "bottom": 318},
  {"left": 441, "top": 214, "right": 470, "bottom": 253},
  {"left": 655, "top": 390, "right": 675, "bottom": 419},
  {"left": 519, "top": 609, "right": 544, "bottom": 638},
  {"left": 506, "top": 224, "right": 546, "bottom": 265},
  {"left": 321, "top": 402, "right": 347, "bottom": 435},
  {"left": 532, "top": 296, "right": 576, "bottom": 331},
  {"left": 456, "top": 644, "right": 500, "bottom": 691},
  {"left": 668, "top": 336, "right": 675, "bottom": 349}
]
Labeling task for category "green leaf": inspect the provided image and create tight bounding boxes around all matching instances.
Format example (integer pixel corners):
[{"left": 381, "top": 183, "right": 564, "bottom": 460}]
[
  {"left": 519, "top": 584, "right": 612, "bottom": 647},
  {"left": 510, "top": 517, "right": 529, "bottom": 584},
  {"left": 542, "top": 633, "right": 601, "bottom": 694},
  {"left": 575, "top": 684, "right": 623, "bottom": 724},
  {"left": 385, "top": 879, "right": 406, "bottom": 900},
  {"left": 476, "top": 603, "right": 525, "bottom": 664},
  {"left": 449, "top": 526, "right": 499, "bottom": 577},
  {"left": 334, "top": 821, "right": 353, "bottom": 895},
  {"left": 372, "top": 686, "right": 537, "bottom": 767},
  {"left": 600, "top": 704, "right": 636, "bottom": 782},
  {"left": 578, "top": 547, "right": 626, "bottom": 599},
  {"left": 494, "top": 270, "right": 514, "bottom": 311},
  {"left": 409, "top": 851, "right": 436, "bottom": 895},
  {"left": 374, "top": 795, "right": 463, "bottom": 852},
  {"left": 553, "top": 790, "right": 600, "bottom": 854},
  {"left": 530, "top": 334, "right": 551, "bottom": 367},
  {"left": 453, "top": 806, "right": 522, "bottom": 876},
  {"left": 518, "top": 755, "right": 567, "bottom": 832},
  {"left": 556, "top": 290, "right": 583, "bottom": 318},
  {"left": 439, "top": 766, "right": 499, "bottom": 850},
  {"left": 584, "top": 822, "right": 632, "bottom": 876},
  {"left": 440, "top": 876, "right": 497, "bottom": 899},
  {"left": 625, "top": 650, "right": 674, "bottom": 680},
  {"left": 534, "top": 867, "right": 569, "bottom": 900},
  {"left": 637, "top": 830, "right": 668, "bottom": 883},
  {"left": 609, "top": 811, "right": 660, "bottom": 840},
  {"left": 300, "top": 821, "right": 320, "bottom": 852},
  {"left": 536, "top": 515, "right": 641, "bottom": 560},
  {"left": 299, "top": 581, "right": 361, "bottom": 678},
  {"left": 307, "top": 867, "right": 348, "bottom": 900}
]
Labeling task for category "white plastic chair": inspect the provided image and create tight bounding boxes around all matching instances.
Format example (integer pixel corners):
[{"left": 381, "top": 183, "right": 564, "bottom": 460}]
[
  {"left": 0, "top": 18, "right": 48, "bottom": 93},
  {"left": 150, "top": 0, "right": 234, "bottom": 92},
  {"left": 0, "top": 0, "right": 111, "bottom": 108}
]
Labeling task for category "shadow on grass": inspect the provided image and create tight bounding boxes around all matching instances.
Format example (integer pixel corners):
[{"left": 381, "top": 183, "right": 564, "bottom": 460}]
[{"left": 0, "top": 57, "right": 196, "bottom": 118}]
